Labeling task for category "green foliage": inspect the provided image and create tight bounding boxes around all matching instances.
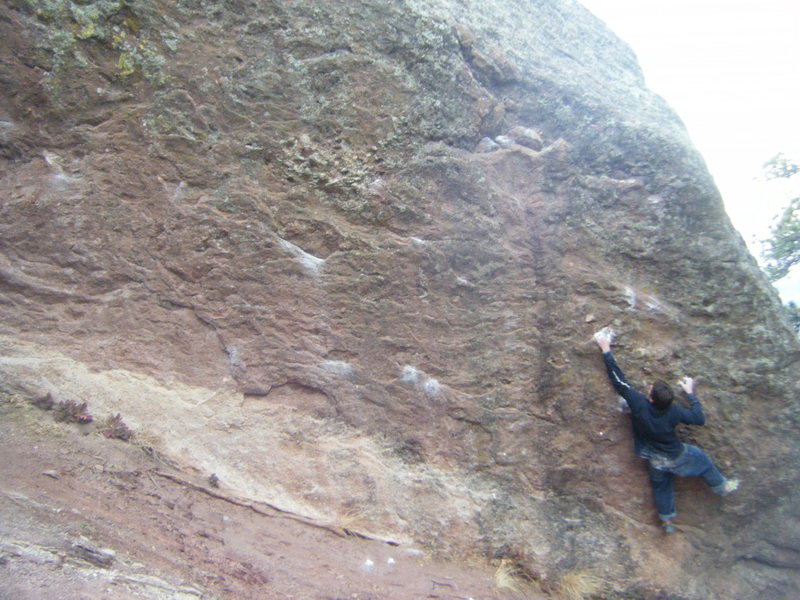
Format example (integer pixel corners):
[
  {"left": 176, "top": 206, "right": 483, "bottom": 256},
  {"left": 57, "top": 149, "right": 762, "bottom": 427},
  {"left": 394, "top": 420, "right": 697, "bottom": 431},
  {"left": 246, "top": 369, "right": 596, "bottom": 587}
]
[
  {"left": 761, "top": 154, "right": 800, "bottom": 335},
  {"left": 763, "top": 196, "right": 800, "bottom": 282},
  {"left": 763, "top": 152, "right": 800, "bottom": 180},
  {"left": 786, "top": 301, "right": 800, "bottom": 333},
  {"left": 761, "top": 154, "right": 800, "bottom": 282}
]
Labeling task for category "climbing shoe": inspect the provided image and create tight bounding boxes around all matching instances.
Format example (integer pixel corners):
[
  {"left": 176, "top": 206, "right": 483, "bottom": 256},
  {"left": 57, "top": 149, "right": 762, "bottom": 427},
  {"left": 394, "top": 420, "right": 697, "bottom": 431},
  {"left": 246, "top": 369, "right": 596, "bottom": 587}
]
[
  {"left": 662, "top": 521, "right": 676, "bottom": 534},
  {"left": 720, "top": 477, "right": 740, "bottom": 496}
]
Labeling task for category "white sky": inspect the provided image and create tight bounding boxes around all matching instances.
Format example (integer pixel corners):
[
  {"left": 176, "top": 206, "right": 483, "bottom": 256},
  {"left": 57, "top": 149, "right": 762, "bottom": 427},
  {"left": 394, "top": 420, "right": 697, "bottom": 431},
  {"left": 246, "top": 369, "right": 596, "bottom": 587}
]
[{"left": 578, "top": 0, "right": 800, "bottom": 303}]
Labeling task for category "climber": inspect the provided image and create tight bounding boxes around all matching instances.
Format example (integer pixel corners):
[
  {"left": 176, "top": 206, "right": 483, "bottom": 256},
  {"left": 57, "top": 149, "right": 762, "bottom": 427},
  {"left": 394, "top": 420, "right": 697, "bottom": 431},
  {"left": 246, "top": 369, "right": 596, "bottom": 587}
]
[{"left": 593, "top": 327, "right": 739, "bottom": 534}]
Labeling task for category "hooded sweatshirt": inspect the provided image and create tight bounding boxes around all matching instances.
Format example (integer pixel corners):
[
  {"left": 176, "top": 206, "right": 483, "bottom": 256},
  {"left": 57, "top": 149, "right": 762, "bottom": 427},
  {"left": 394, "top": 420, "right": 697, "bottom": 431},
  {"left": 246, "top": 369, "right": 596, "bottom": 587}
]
[{"left": 602, "top": 351, "right": 705, "bottom": 459}]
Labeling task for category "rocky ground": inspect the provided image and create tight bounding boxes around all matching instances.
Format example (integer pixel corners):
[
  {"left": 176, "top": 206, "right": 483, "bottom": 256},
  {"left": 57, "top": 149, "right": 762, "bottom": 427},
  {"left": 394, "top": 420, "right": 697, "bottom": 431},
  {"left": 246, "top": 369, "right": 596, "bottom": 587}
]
[{"left": 0, "top": 393, "right": 546, "bottom": 600}]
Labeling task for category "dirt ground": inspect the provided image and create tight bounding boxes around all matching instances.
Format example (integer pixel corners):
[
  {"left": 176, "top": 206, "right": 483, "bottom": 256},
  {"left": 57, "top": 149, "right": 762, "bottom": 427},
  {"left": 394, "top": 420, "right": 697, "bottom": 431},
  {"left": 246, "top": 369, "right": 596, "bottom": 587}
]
[{"left": 0, "top": 394, "right": 541, "bottom": 600}]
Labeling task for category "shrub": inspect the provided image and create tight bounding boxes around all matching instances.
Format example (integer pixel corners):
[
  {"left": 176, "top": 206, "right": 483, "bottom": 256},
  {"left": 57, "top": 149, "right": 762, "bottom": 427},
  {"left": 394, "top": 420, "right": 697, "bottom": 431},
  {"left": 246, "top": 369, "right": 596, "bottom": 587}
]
[
  {"left": 100, "top": 413, "right": 132, "bottom": 441},
  {"left": 54, "top": 400, "right": 92, "bottom": 423}
]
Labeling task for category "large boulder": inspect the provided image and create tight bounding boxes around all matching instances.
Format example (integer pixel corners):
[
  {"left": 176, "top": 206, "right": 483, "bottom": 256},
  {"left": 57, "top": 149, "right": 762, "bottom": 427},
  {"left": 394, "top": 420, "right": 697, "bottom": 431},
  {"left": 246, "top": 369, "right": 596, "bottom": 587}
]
[{"left": 1, "top": 0, "right": 798, "bottom": 597}]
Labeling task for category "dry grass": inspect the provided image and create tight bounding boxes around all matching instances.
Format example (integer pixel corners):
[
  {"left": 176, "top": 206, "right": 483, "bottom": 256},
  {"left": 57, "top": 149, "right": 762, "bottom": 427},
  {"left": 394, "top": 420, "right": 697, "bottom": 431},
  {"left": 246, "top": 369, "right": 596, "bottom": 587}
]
[
  {"left": 552, "top": 569, "right": 605, "bottom": 600},
  {"left": 336, "top": 507, "right": 376, "bottom": 535},
  {"left": 129, "top": 430, "right": 178, "bottom": 468},
  {"left": 130, "top": 429, "right": 161, "bottom": 448},
  {"left": 494, "top": 559, "right": 531, "bottom": 594},
  {"left": 1, "top": 392, "right": 65, "bottom": 437}
]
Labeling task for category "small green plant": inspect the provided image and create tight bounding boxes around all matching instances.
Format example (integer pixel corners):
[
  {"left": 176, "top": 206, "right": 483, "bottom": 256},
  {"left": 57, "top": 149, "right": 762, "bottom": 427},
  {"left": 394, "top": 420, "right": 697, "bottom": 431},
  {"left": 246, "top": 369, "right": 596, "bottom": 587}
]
[
  {"left": 99, "top": 413, "right": 132, "bottom": 440},
  {"left": 54, "top": 400, "right": 92, "bottom": 424}
]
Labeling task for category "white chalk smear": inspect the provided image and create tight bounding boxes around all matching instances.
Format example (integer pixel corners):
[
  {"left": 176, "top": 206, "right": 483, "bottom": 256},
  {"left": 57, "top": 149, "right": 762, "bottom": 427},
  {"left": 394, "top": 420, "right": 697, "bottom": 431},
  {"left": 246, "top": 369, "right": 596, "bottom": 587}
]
[
  {"left": 401, "top": 365, "right": 420, "bottom": 384},
  {"left": 278, "top": 238, "right": 325, "bottom": 278},
  {"left": 320, "top": 360, "right": 354, "bottom": 378},
  {"left": 172, "top": 181, "right": 186, "bottom": 202},
  {"left": 422, "top": 377, "right": 441, "bottom": 397},
  {"left": 360, "top": 558, "right": 374, "bottom": 572},
  {"left": 401, "top": 365, "right": 442, "bottom": 398},
  {"left": 624, "top": 286, "right": 637, "bottom": 309}
]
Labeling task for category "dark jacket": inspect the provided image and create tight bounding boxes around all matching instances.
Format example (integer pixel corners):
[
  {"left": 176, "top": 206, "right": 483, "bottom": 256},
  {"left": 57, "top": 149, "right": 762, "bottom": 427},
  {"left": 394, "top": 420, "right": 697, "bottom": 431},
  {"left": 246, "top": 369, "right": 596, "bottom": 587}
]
[{"left": 602, "top": 351, "right": 705, "bottom": 458}]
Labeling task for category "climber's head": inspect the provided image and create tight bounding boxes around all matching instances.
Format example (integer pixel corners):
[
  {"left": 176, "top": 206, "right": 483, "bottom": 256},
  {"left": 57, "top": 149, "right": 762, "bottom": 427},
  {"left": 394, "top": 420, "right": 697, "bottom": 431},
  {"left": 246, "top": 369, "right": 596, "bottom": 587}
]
[{"left": 648, "top": 381, "right": 674, "bottom": 410}]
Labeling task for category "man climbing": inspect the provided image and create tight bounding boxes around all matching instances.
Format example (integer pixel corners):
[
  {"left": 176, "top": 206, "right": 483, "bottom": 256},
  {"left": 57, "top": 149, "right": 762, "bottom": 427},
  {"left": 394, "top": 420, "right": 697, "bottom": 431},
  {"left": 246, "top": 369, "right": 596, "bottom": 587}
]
[{"left": 593, "top": 327, "right": 739, "bottom": 533}]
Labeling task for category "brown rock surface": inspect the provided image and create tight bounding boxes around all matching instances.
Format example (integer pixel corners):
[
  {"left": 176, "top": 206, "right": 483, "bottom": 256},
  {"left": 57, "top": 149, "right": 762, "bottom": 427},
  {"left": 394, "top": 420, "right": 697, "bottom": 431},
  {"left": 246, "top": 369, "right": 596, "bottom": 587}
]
[
  {"left": 1, "top": 1, "right": 799, "bottom": 598},
  {"left": 1, "top": 394, "right": 529, "bottom": 599}
]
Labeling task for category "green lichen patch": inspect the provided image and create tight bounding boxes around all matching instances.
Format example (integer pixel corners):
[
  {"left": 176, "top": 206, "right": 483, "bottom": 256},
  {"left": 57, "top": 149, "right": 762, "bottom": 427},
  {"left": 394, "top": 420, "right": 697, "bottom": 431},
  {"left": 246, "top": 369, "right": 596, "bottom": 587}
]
[
  {"left": 24, "top": 0, "right": 175, "bottom": 85},
  {"left": 26, "top": 0, "right": 128, "bottom": 43}
]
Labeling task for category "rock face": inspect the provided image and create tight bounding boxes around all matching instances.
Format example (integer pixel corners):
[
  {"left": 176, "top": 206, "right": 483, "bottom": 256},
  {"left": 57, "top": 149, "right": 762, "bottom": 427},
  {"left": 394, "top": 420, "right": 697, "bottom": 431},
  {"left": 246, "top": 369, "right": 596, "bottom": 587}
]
[{"left": 1, "top": 0, "right": 799, "bottom": 598}]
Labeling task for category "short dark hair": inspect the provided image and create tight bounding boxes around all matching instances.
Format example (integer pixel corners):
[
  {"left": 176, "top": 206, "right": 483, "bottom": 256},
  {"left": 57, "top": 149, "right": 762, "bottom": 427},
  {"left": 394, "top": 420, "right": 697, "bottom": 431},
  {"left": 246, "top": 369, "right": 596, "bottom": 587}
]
[{"left": 650, "top": 381, "right": 674, "bottom": 410}]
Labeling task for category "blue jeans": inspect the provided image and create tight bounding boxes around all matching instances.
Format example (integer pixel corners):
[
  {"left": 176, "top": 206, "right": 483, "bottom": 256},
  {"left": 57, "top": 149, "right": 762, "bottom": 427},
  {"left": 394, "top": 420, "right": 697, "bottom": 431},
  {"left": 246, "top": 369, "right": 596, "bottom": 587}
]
[{"left": 646, "top": 444, "right": 727, "bottom": 521}]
